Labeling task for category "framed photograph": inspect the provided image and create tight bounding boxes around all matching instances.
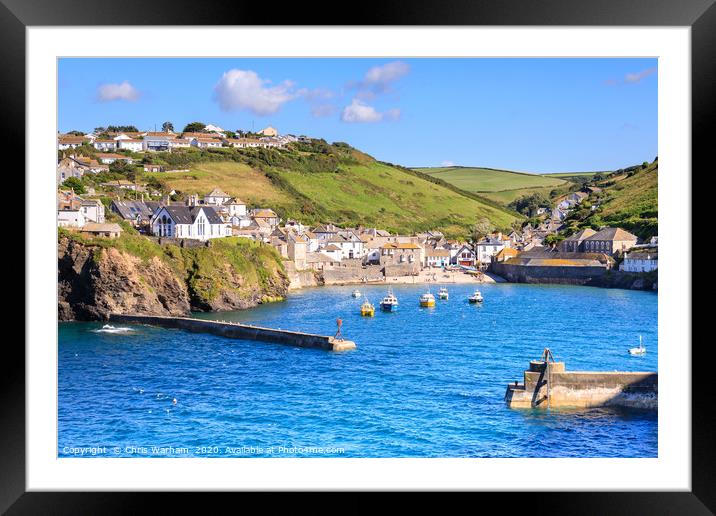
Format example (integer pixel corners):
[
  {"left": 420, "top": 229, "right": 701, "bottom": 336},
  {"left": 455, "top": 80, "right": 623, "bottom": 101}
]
[{"left": 8, "top": 0, "right": 710, "bottom": 511}]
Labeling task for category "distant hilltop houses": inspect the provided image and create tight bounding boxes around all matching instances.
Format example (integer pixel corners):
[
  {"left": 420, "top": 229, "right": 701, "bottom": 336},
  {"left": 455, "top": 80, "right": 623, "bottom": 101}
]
[{"left": 57, "top": 125, "right": 299, "bottom": 154}]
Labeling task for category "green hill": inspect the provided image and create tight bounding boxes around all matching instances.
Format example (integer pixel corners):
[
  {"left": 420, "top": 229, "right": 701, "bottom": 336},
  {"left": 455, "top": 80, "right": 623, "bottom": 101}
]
[
  {"left": 416, "top": 166, "right": 567, "bottom": 192},
  {"left": 563, "top": 160, "right": 658, "bottom": 239},
  {"left": 140, "top": 142, "right": 519, "bottom": 238}
]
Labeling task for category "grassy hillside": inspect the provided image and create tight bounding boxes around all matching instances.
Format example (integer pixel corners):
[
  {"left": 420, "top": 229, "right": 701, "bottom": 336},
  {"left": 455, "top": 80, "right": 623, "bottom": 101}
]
[
  {"left": 416, "top": 166, "right": 567, "bottom": 193},
  {"left": 144, "top": 162, "right": 293, "bottom": 207},
  {"left": 563, "top": 160, "right": 658, "bottom": 239},
  {"left": 143, "top": 144, "right": 520, "bottom": 237}
]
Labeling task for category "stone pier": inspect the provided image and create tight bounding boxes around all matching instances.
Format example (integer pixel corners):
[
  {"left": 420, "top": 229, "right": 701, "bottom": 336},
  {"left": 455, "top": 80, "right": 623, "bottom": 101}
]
[
  {"left": 109, "top": 314, "right": 356, "bottom": 352},
  {"left": 505, "top": 358, "right": 657, "bottom": 410}
]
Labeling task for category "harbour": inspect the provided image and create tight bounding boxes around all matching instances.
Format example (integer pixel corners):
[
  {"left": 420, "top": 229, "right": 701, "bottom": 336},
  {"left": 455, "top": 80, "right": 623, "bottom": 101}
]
[{"left": 59, "top": 283, "right": 657, "bottom": 458}]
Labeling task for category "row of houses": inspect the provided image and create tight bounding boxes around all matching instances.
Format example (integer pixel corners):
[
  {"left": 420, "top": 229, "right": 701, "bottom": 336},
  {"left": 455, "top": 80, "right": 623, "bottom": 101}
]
[{"left": 58, "top": 126, "right": 296, "bottom": 154}]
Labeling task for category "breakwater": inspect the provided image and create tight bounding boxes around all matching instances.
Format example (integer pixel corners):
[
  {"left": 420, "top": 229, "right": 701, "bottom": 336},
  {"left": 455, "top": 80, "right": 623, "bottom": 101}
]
[
  {"left": 109, "top": 313, "right": 356, "bottom": 351},
  {"left": 505, "top": 356, "right": 657, "bottom": 410}
]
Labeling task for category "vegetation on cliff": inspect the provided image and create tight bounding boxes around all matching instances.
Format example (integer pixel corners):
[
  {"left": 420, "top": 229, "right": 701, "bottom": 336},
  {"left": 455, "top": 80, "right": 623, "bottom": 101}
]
[
  {"left": 562, "top": 160, "right": 658, "bottom": 240},
  {"left": 58, "top": 225, "right": 289, "bottom": 321}
]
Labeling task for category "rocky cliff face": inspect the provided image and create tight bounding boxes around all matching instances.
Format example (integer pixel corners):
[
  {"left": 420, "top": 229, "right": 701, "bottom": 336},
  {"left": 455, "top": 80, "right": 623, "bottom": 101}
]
[{"left": 58, "top": 237, "right": 289, "bottom": 321}]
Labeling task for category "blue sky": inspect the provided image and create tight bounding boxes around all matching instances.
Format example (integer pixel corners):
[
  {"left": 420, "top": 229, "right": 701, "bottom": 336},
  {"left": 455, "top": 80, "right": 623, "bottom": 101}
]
[{"left": 58, "top": 58, "right": 657, "bottom": 173}]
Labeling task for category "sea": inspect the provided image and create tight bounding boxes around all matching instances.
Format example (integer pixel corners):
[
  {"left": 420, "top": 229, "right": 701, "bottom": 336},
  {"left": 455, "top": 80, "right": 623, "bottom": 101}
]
[{"left": 58, "top": 283, "right": 658, "bottom": 458}]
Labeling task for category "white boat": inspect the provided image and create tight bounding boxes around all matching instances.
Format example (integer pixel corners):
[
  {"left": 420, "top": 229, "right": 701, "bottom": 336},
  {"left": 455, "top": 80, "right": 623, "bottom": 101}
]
[
  {"left": 438, "top": 287, "right": 449, "bottom": 300},
  {"left": 352, "top": 289, "right": 361, "bottom": 298},
  {"left": 628, "top": 335, "right": 646, "bottom": 355},
  {"left": 468, "top": 289, "right": 483, "bottom": 303},
  {"left": 380, "top": 288, "right": 399, "bottom": 312}
]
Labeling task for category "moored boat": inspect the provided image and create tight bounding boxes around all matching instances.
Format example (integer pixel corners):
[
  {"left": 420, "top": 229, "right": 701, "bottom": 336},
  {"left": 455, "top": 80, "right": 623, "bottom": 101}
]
[
  {"left": 628, "top": 335, "right": 646, "bottom": 355},
  {"left": 468, "top": 289, "right": 484, "bottom": 303},
  {"left": 360, "top": 299, "right": 375, "bottom": 317},
  {"left": 379, "top": 289, "right": 399, "bottom": 312},
  {"left": 419, "top": 291, "right": 436, "bottom": 307},
  {"left": 352, "top": 289, "right": 361, "bottom": 298},
  {"left": 438, "top": 287, "right": 449, "bottom": 300}
]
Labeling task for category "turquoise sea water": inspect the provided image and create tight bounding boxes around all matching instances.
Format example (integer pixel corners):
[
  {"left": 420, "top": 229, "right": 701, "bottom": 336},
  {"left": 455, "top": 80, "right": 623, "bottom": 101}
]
[{"left": 58, "top": 283, "right": 657, "bottom": 458}]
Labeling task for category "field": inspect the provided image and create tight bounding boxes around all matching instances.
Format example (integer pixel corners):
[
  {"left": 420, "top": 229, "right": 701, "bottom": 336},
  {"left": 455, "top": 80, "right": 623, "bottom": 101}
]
[
  {"left": 480, "top": 185, "right": 561, "bottom": 204},
  {"left": 416, "top": 167, "right": 567, "bottom": 193},
  {"left": 146, "top": 158, "right": 520, "bottom": 238},
  {"left": 541, "top": 172, "right": 603, "bottom": 178}
]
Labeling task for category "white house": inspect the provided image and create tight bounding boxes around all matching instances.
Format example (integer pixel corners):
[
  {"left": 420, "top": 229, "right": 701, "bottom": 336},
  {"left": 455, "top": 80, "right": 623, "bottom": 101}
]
[
  {"left": 225, "top": 138, "right": 263, "bottom": 148},
  {"left": 117, "top": 139, "right": 144, "bottom": 152},
  {"left": 204, "top": 188, "right": 233, "bottom": 206},
  {"left": 80, "top": 199, "right": 105, "bottom": 224},
  {"left": 143, "top": 135, "right": 170, "bottom": 152},
  {"left": 93, "top": 139, "right": 118, "bottom": 151},
  {"left": 425, "top": 248, "right": 450, "bottom": 268},
  {"left": 473, "top": 236, "right": 505, "bottom": 265},
  {"left": 453, "top": 245, "right": 476, "bottom": 267},
  {"left": 328, "top": 231, "right": 364, "bottom": 260},
  {"left": 58, "top": 135, "right": 88, "bottom": 150},
  {"left": 150, "top": 205, "right": 230, "bottom": 240},
  {"left": 168, "top": 138, "right": 191, "bottom": 150},
  {"left": 620, "top": 249, "right": 658, "bottom": 273},
  {"left": 96, "top": 153, "right": 133, "bottom": 165},
  {"left": 57, "top": 207, "right": 85, "bottom": 227},
  {"left": 319, "top": 244, "right": 342, "bottom": 262},
  {"left": 192, "top": 138, "right": 223, "bottom": 149},
  {"left": 57, "top": 191, "right": 86, "bottom": 227},
  {"left": 223, "top": 198, "right": 247, "bottom": 217}
]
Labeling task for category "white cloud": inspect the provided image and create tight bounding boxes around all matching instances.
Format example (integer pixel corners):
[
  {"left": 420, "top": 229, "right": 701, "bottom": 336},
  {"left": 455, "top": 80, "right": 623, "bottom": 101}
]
[
  {"left": 214, "top": 69, "right": 296, "bottom": 115},
  {"left": 97, "top": 81, "right": 140, "bottom": 102},
  {"left": 364, "top": 61, "right": 410, "bottom": 86},
  {"left": 624, "top": 67, "right": 657, "bottom": 84},
  {"left": 351, "top": 61, "right": 410, "bottom": 99},
  {"left": 340, "top": 99, "right": 402, "bottom": 123},
  {"left": 441, "top": 160, "right": 455, "bottom": 167}
]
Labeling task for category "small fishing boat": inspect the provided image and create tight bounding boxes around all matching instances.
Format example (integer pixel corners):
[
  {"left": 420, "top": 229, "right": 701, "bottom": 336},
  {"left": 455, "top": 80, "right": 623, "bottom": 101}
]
[
  {"left": 379, "top": 288, "right": 399, "bottom": 312},
  {"left": 360, "top": 299, "right": 375, "bottom": 317},
  {"left": 438, "top": 287, "right": 449, "bottom": 300},
  {"left": 628, "top": 335, "right": 646, "bottom": 355},
  {"left": 468, "top": 289, "right": 484, "bottom": 303},
  {"left": 419, "top": 291, "right": 436, "bottom": 307},
  {"left": 352, "top": 289, "right": 361, "bottom": 298}
]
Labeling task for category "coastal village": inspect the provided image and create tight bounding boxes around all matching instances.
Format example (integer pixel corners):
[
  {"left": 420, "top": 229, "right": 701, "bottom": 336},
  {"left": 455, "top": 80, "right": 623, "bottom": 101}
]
[{"left": 57, "top": 125, "right": 658, "bottom": 291}]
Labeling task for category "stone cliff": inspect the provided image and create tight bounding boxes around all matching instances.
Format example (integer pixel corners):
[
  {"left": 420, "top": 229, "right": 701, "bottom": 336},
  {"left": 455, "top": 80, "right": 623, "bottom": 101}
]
[{"left": 58, "top": 234, "right": 289, "bottom": 321}]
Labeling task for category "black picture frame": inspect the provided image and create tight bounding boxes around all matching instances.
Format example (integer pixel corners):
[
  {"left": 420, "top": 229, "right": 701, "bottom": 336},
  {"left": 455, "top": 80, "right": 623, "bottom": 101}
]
[{"left": 5, "top": 0, "right": 710, "bottom": 512}]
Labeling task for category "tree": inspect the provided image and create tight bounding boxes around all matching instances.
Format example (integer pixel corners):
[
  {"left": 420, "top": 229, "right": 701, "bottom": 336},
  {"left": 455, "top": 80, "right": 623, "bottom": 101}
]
[
  {"left": 543, "top": 234, "right": 565, "bottom": 248},
  {"left": 66, "top": 130, "right": 85, "bottom": 136},
  {"left": 162, "top": 121, "right": 174, "bottom": 133},
  {"left": 508, "top": 192, "right": 550, "bottom": 216},
  {"left": 106, "top": 125, "right": 138, "bottom": 133},
  {"left": 182, "top": 121, "right": 206, "bottom": 133},
  {"left": 467, "top": 217, "right": 493, "bottom": 265},
  {"left": 62, "top": 177, "right": 85, "bottom": 194}
]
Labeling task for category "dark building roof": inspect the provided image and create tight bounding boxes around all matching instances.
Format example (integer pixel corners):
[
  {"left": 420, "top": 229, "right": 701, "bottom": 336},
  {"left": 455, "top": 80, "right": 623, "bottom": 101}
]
[
  {"left": 159, "top": 205, "right": 224, "bottom": 225},
  {"left": 110, "top": 200, "right": 155, "bottom": 221}
]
